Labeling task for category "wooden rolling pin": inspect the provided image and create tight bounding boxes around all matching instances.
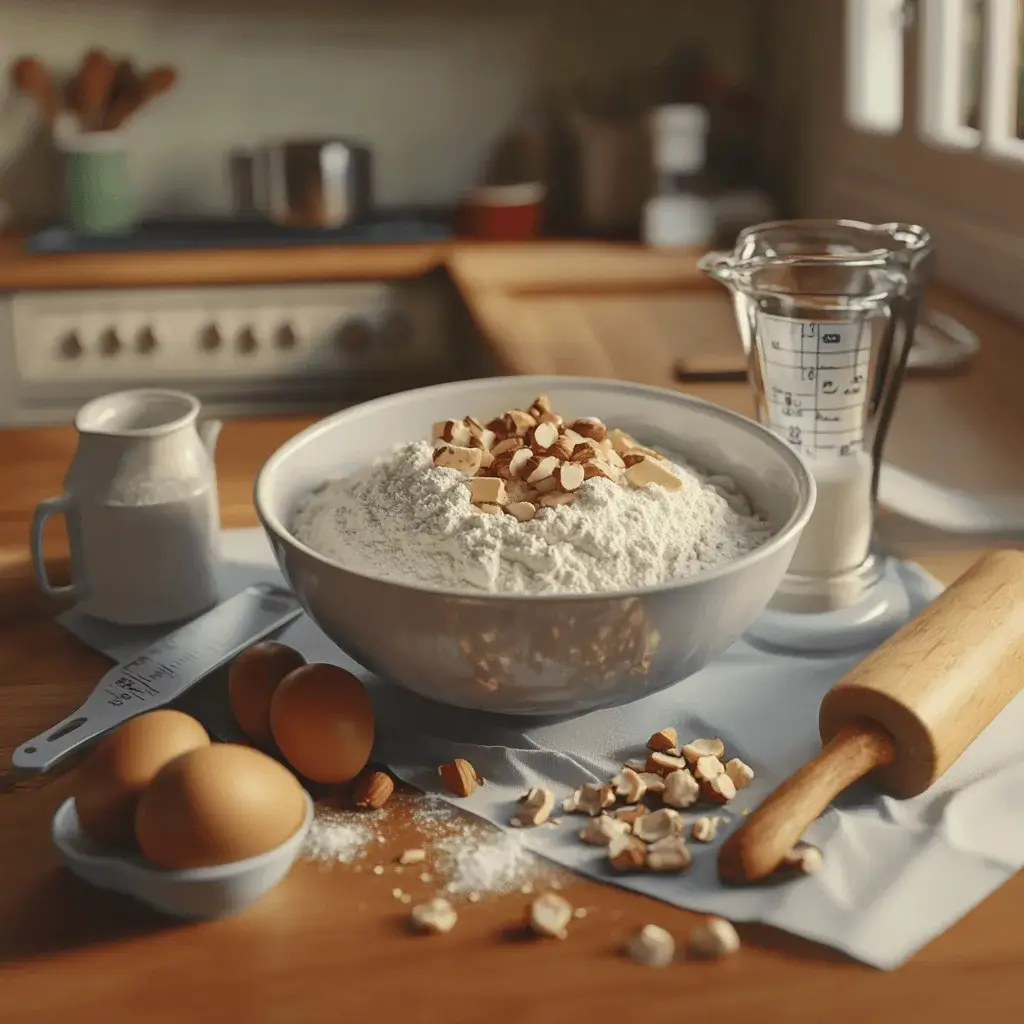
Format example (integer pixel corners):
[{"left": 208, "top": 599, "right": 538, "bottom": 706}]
[{"left": 718, "top": 549, "right": 1024, "bottom": 884}]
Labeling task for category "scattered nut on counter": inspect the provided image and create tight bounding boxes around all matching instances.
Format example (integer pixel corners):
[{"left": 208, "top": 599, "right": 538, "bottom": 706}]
[
  {"left": 509, "top": 787, "right": 555, "bottom": 827},
  {"left": 430, "top": 396, "right": 680, "bottom": 515},
  {"left": 398, "top": 848, "right": 427, "bottom": 866},
  {"left": 438, "top": 758, "right": 482, "bottom": 797},
  {"left": 687, "top": 917, "right": 741, "bottom": 959},
  {"left": 627, "top": 925, "right": 676, "bottom": 967},
  {"left": 352, "top": 769, "right": 395, "bottom": 810},
  {"left": 528, "top": 892, "right": 574, "bottom": 939},
  {"left": 410, "top": 897, "right": 458, "bottom": 935}
]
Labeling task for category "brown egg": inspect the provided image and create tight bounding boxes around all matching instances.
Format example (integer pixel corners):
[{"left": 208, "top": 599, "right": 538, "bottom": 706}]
[
  {"left": 228, "top": 641, "right": 306, "bottom": 748},
  {"left": 269, "top": 664, "right": 374, "bottom": 783},
  {"left": 135, "top": 743, "right": 308, "bottom": 869},
  {"left": 74, "top": 710, "right": 210, "bottom": 847}
]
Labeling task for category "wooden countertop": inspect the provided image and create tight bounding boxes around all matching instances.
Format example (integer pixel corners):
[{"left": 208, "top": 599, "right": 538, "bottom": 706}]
[
  {"left": 1, "top": 245, "right": 1023, "bottom": 1022},
  {"left": 0, "top": 230, "right": 707, "bottom": 291}
]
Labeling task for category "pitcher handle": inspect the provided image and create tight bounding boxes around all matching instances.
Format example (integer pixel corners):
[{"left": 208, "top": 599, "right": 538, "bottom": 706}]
[
  {"left": 30, "top": 494, "right": 83, "bottom": 599},
  {"left": 199, "top": 418, "right": 222, "bottom": 456}
]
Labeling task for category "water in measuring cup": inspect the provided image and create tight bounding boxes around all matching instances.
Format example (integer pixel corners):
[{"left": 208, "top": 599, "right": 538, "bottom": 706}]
[{"left": 756, "top": 312, "right": 875, "bottom": 577}]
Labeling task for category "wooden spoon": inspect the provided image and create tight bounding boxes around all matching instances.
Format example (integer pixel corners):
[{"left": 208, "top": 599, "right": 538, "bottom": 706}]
[
  {"left": 10, "top": 56, "right": 59, "bottom": 125},
  {"left": 76, "top": 49, "right": 117, "bottom": 131},
  {"left": 104, "top": 65, "right": 177, "bottom": 131}
]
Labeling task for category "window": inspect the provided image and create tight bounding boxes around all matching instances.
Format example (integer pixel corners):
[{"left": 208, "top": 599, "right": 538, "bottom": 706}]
[{"left": 800, "top": 0, "right": 1024, "bottom": 320}]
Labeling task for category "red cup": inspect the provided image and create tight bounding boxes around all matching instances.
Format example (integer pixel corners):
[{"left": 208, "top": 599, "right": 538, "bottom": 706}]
[{"left": 461, "top": 182, "right": 546, "bottom": 241}]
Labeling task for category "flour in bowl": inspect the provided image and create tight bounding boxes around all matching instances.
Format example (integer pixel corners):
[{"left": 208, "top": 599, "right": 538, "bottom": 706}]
[{"left": 291, "top": 441, "right": 773, "bottom": 595}]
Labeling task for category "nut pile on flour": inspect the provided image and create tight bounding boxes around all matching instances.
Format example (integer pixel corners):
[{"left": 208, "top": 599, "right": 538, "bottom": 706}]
[{"left": 292, "top": 395, "right": 775, "bottom": 594}]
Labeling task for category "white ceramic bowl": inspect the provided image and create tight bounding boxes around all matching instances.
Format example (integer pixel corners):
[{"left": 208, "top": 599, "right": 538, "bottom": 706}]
[
  {"left": 255, "top": 377, "right": 815, "bottom": 716},
  {"left": 52, "top": 792, "right": 314, "bottom": 919}
]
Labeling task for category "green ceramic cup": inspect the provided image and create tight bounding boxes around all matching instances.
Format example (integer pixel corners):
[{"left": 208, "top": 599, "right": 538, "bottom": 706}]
[{"left": 62, "top": 135, "right": 135, "bottom": 235}]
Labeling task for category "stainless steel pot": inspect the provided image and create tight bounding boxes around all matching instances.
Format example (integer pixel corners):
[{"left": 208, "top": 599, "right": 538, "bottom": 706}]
[{"left": 231, "top": 139, "right": 373, "bottom": 228}]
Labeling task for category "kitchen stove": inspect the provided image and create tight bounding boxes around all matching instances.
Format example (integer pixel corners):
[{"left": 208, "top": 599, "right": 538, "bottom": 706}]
[{"left": 0, "top": 276, "right": 472, "bottom": 426}]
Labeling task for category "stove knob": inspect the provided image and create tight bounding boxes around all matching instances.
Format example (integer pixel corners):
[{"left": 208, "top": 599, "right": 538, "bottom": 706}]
[
  {"left": 379, "top": 310, "right": 413, "bottom": 349},
  {"left": 335, "top": 317, "right": 375, "bottom": 353},
  {"left": 275, "top": 322, "right": 299, "bottom": 350},
  {"left": 200, "top": 324, "right": 222, "bottom": 352},
  {"left": 59, "top": 331, "right": 83, "bottom": 359},
  {"left": 99, "top": 328, "right": 122, "bottom": 357},
  {"left": 236, "top": 326, "right": 258, "bottom": 354},
  {"left": 136, "top": 326, "right": 158, "bottom": 354}
]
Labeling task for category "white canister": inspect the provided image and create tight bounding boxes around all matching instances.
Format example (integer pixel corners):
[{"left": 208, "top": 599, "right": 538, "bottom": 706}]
[{"left": 30, "top": 389, "right": 222, "bottom": 626}]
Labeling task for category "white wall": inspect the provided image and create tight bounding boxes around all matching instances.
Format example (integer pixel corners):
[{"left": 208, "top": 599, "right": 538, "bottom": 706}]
[{"left": 0, "top": 0, "right": 758, "bottom": 224}]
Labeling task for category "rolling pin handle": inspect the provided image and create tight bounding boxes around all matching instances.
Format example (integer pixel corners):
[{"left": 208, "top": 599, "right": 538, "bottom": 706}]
[{"left": 717, "top": 718, "right": 897, "bottom": 885}]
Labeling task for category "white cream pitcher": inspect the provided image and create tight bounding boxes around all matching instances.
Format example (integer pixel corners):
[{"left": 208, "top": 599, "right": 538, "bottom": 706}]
[{"left": 31, "top": 389, "right": 222, "bottom": 626}]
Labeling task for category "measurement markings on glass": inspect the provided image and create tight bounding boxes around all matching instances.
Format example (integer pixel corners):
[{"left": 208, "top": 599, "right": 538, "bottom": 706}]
[{"left": 757, "top": 312, "right": 870, "bottom": 457}]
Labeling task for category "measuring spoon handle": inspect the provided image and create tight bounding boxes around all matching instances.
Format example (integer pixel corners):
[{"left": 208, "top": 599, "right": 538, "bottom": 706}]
[{"left": 12, "top": 707, "right": 115, "bottom": 775}]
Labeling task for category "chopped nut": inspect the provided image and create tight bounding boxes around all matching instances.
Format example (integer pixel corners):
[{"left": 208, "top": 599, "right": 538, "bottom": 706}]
[
  {"left": 476, "top": 449, "right": 496, "bottom": 470},
  {"left": 622, "top": 452, "right": 646, "bottom": 468},
  {"left": 533, "top": 475, "right": 560, "bottom": 494},
  {"left": 700, "top": 774, "right": 736, "bottom": 805},
  {"left": 467, "top": 476, "right": 506, "bottom": 505},
  {"left": 434, "top": 419, "right": 472, "bottom": 446},
  {"left": 510, "top": 787, "right": 555, "bottom": 827},
  {"left": 688, "top": 917, "right": 740, "bottom": 959},
  {"left": 530, "top": 394, "right": 552, "bottom": 415},
  {"left": 569, "top": 438, "right": 604, "bottom": 462},
  {"left": 636, "top": 772, "right": 666, "bottom": 793},
  {"left": 691, "top": 817, "right": 720, "bottom": 843},
  {"left": 525, "top": 455, "right": 559, "bottom": 484},
  {"left": 548, "top": 440, "right": 575, "bottom": 461},
  {"left": 681, "top": 737, "right": 726, "bottom": 762},
  {"left": 555, "top": 462, "right": 586, "bottom": 492},
  {"left": 579, "top": 814, "right": 631, "bottom": 845},
  {"left": 528, "top": 892, "right": 573, "bottom": 939},
  {"left": 530, "top": 421, "right": 560, "bottom": 451},
  {"left": 467, "top": 427, "right": 497, "bottom": 451},
  {"left": 571, "top": 782, "right": 616, "bottom": 816},
  {"left": 632, "top": 807, "right": 683, "bottom": 843},
  {"left": 646, "top": 751, "right": 688, "bottom": 775},
  {"left": 352, "top": 769, "right": 394, "bottom": 810},
  {"left": 583, "top": 461, "right": 618, "bottom": 482},
  {"left": 647, "top": 727, "right": 678, "bottom": 752},
  {"left": 608, "top": 834, "right": 647, "bottom": 871},
  {"left": 508, "top": 447, "right": 534, "bottom": 478},
  {"left": 504, "top": 500, "right": 538, "bottom": 523},
  {"left": 610, "top": 766, "right": 647, "bottom": 803},
  {"left": 662, "top": 768, "right": 700, "bottom": 808},
  {"left": 607, "top": 428, "right": 636, "bottom": 452},
  {"left": 475, "top": 503, "right": 503, "bottom": 516},
  {"left": 508, "top": 409, "right": 537, "bottom": 434},
  {"left": 438, "top": 758, "right": 482, "bottom": 797},
  {"left": 625, "top": 457, "right": 683, "bottom": 492},
  {"left": 782, "top": 842, "right": 823, "bottom": 875},
  {"left": 725, "top": 758, "right": 755, "bottom": 790},
  {"left": 645, "top": 835, "right": 692, "bottom": 872},
  {"left": 623, "top": 758, "right": 648, "bottom": 772},
  {"left": 603, "top": 448, "right": 626, "bottom": 470},
  {"left": 540, "top": 492, "right": 575, "bottom": 508},
  {"left": 614, "top": 804, "right": 649, "bottom": 825},
  {"left": 694, "top": 755, "right": 725, "bottom": 781},
  {"left": 410, "top": 897, "right": 458, "bottom": 935},
  {"left": 627, "top": 924, "right": 675, "bottom": 966},
  {"left": 491, "top": 436, "right": 523, "bottom": 457},
  {"left": 433, "top": 444, "right": 483, "bottom": 477},
  {"left": 569, "top": 417, "right": 607, "bottom": 442},
  {"left": 399, "top": 848, "right": 427, "bottom": 865}
]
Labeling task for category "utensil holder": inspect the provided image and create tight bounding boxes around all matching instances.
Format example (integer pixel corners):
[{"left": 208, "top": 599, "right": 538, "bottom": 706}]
[{"left": 61, "top": 131, "right": 135, "bottom": 235}]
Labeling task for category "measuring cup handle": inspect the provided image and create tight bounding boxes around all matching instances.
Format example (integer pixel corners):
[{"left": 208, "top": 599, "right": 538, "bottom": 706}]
[{"left": 30, "top": 494, "right": 84, "bottom": 600}]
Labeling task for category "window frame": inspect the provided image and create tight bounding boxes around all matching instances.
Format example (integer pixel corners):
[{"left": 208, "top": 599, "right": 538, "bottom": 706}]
[{"left": 800, "top": 0, "right": 1024, "bottom": 321}]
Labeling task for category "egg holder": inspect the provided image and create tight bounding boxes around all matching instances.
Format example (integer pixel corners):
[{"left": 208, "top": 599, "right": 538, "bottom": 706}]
[{"left": 52, "top": 789, "right": 314, "bottom": 919}]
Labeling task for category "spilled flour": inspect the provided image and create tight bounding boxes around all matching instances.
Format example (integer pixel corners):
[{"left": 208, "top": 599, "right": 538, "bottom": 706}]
[{"left": 292, "top": 441, "right": 773, "bottom": 594}]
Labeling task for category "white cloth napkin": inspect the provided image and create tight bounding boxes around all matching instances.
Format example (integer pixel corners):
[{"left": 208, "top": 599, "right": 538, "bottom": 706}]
[{"left": 58, "top": 528, "right": 1024, "bottom": 970}]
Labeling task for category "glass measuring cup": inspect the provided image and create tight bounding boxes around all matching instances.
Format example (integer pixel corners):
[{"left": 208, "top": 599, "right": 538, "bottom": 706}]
[{"left": 700, "top": 219, "right": 934, "bottom": 614}]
